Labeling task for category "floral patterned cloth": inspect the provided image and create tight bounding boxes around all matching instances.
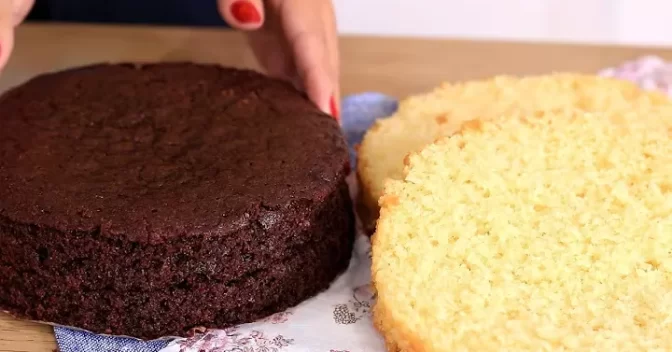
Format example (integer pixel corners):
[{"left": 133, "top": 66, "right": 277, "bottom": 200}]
[
  {"left": 160, "top": 227, "right": 385, "bottom": 352},
  {"left": 54, "top": 57, "right": 672, "bottom": 352}
]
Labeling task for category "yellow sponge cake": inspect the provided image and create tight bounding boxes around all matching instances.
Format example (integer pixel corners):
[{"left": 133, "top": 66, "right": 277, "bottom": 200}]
[{"left": 372, "top": 107, "right": 672, "bottom": 351}]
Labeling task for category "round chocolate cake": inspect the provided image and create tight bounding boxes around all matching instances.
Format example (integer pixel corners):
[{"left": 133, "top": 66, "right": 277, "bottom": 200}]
[{"left": 0, "top": 63, "right": 354, "bottom": 339}]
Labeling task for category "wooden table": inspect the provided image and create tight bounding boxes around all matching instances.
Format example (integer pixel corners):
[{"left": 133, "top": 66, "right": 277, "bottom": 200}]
[{"left": 2, "top": 23, "right": 672, "bottom": 352}]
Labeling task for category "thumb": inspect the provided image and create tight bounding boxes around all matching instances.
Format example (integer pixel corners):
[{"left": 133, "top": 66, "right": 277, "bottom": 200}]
[{"left": 217, "top": 0, "right": 265, "bottom": 30}]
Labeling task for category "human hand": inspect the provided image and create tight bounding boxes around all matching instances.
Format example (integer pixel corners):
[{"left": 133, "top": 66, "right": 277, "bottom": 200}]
[
  {"left": 0, "top": 0, "right": 341, "bottom": 120},
  {"left": 218, "top": 0, "right": 340, "bottom": 120},
  {"left": 0, "top": 0, "right": 34, "bottom": 71}
]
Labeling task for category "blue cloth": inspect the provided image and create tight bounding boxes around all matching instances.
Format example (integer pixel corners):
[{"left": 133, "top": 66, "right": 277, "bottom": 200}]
[
  {"left": 342, "top": 93, "right": 399, "bottom": 166},
  {"left": 53, "top": 92, "right": 398, "bottom": 352},
  {"left": 54, "top": 328, "right": 170, "bottom": 352}
]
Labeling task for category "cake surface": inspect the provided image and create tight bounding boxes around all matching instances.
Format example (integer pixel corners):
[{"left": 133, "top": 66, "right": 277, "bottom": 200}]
[
  {"left": 357, "top": 74, "right": 672, "bottom": 230},
  {"left": 0, "top": 63, "right": 354, "bottom": 339},
  {"left": 372, "top": 108, "right": 672, "bottom": 351}
]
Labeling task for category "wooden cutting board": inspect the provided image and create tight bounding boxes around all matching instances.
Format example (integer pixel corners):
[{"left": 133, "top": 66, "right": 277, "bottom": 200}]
[{"left": 0, "top": 313, "right": 55, "bottom": 352}]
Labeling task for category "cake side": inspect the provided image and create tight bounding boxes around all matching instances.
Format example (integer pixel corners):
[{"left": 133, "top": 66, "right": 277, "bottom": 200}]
[
  {"left": 0, "top": 180, "right": 354, "bottom": 339},
  {"left": 372, "top": 108, "right": 672, "bottom": 351}
]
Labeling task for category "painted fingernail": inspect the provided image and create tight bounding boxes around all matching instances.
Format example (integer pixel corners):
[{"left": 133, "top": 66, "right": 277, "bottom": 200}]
[
  {"left": 231, "top": 1, "right": 261, "bottom": 24},
  {"left": 329, "top": 95, "right": 340, "bottom": 121}
]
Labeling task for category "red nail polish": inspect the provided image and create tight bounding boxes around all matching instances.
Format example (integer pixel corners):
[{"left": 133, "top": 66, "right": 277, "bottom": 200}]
[
  {"left": 231, "top": 1, "right": 261, "bottom": 24},
  {"left": 330, "top": 95, "right": 339, "bottom": 121}
]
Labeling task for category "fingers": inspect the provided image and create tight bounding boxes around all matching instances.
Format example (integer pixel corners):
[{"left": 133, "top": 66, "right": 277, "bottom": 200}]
[
  {"left": 0, "top": 0, "right": 32, "bottom": 72},
  {"left": 13, "top": 0, "right": 35, "bottom": 25},
  {"left": 321, "top": 0, "right": 341, "bottom": 119},
  {"left": 245, "top": 3, "right": 297, "bottom": 83},
  {"left": 0, "top": 1, "right": 15, "bottom": 72},
  {"left": 292, "top": 31, "right": 333, "bottom": 116},
  {"left": 220, "top": 0, "right": 341, "bottom": 120},
  {"left": 246, "top": 32, "right": 295, "bottom": 80},
  {"left": 217, "top": 0, "right": 265, "bottom": 30},
  {"left": 278, "top": 0, "right": 339, "bottom": 119}
]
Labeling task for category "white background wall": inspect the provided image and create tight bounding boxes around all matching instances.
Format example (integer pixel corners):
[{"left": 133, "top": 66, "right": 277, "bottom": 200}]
[{"left": 334, "top": 0, "right": 671, "bottom": 47}]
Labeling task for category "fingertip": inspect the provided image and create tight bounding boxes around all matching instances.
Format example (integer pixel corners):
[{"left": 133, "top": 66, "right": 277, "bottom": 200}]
[
  {"left": 218, "top": 0, "right": 264, "bottom": 30},
  {"left": 329, "top": 94, "right": 340, "bottom": 122},
  {"left": 290, "top": 36, "right": 337, "bottom": 120},
  {"left": 302, "top": 71, "right": 339, "bottom": 121},
  {"left": 308, "top": 89, "right": 339, "bottom": 122}
]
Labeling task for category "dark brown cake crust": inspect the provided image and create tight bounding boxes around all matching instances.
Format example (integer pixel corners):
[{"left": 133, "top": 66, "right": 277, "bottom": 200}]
[{"left": 0, "top": 63, "right": 354, "bottom": 339}]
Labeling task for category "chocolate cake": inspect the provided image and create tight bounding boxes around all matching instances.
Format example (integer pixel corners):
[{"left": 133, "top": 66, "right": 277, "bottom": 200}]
[{"left": 0, "top": 63, "right": 354, "bottom": 339}]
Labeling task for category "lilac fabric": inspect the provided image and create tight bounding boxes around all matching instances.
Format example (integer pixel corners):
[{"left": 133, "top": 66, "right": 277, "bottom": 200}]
[{"left": 53, "top": 92, "right": 399, "bottom": 352}]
